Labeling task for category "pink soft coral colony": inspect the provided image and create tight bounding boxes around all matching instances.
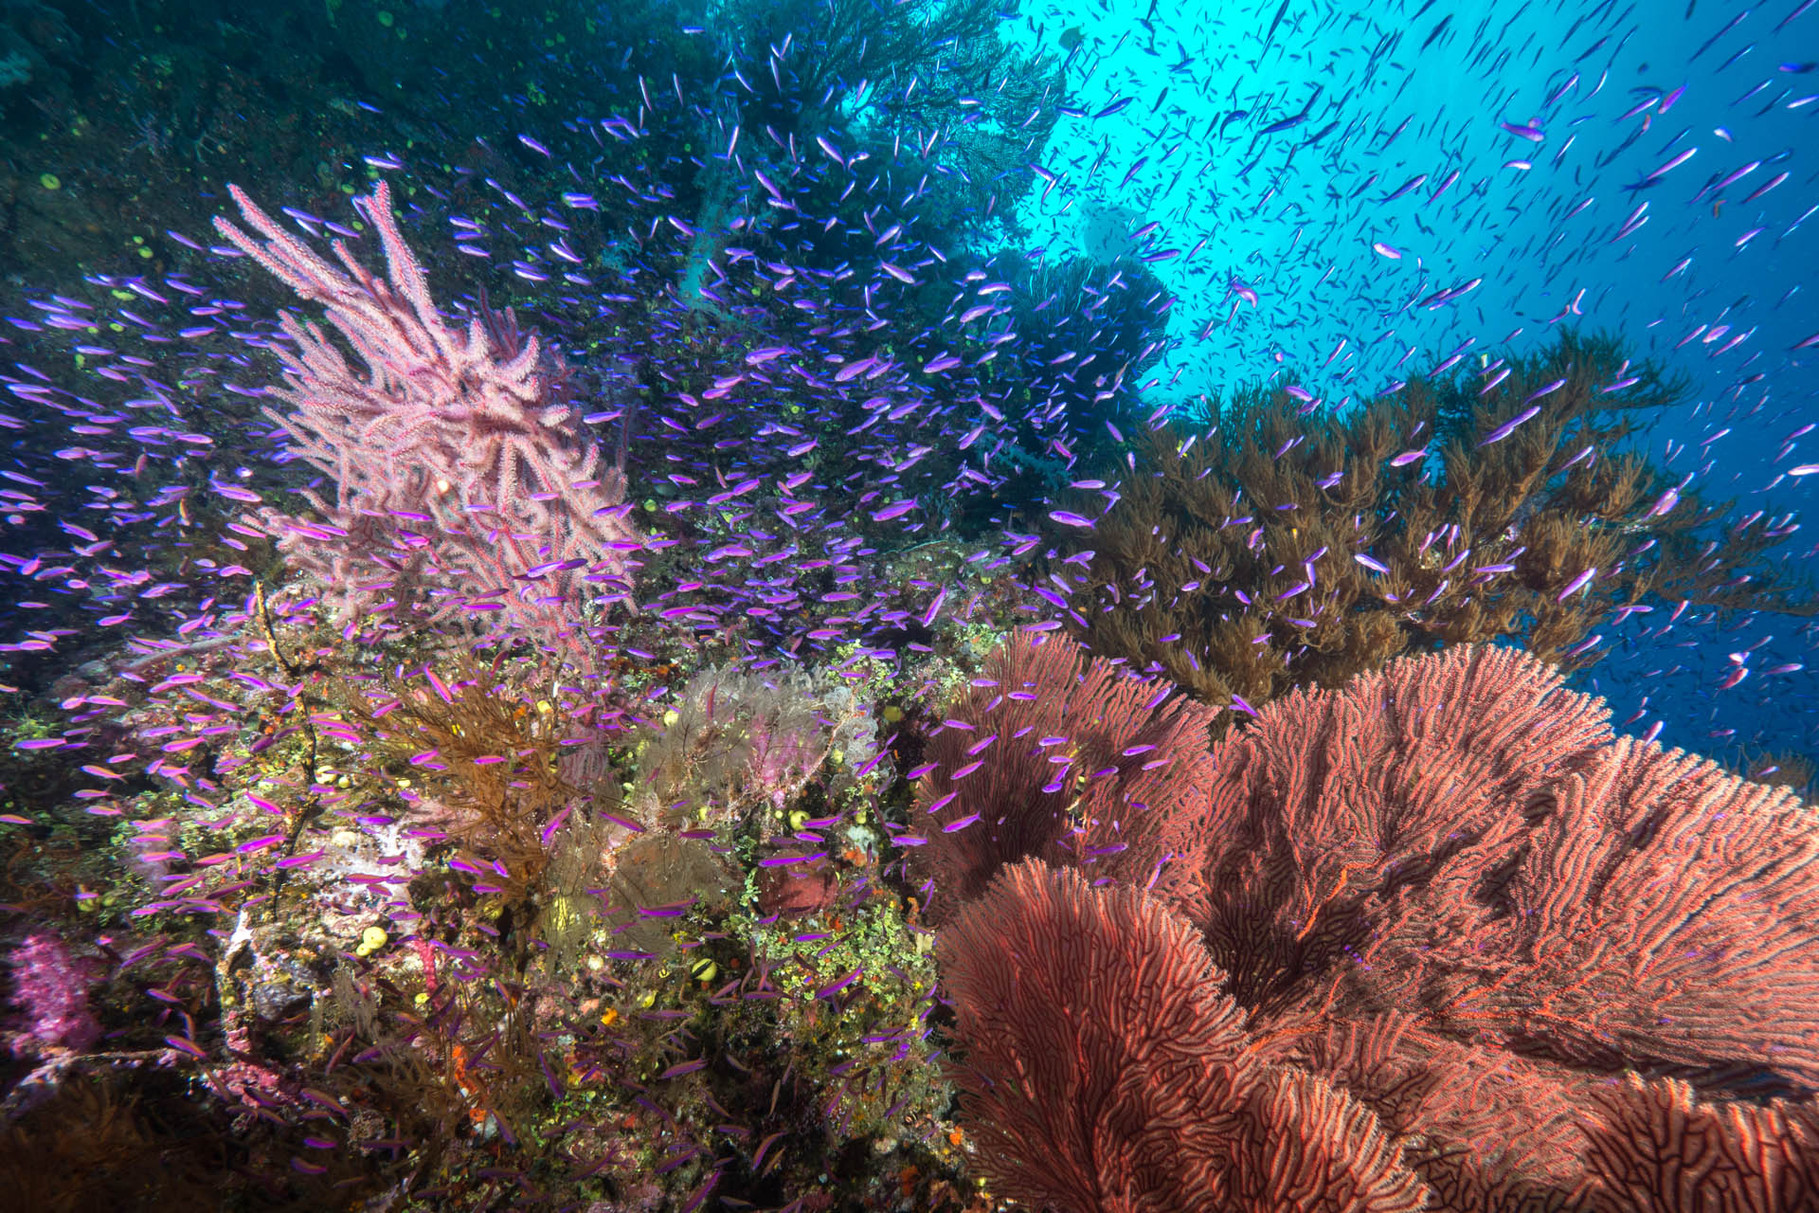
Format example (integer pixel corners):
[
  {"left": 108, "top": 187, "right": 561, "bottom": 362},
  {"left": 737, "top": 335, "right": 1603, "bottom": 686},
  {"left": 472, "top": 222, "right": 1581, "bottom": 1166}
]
[{"left": 215, "top": 181, "right": 638, "bottom": 651}]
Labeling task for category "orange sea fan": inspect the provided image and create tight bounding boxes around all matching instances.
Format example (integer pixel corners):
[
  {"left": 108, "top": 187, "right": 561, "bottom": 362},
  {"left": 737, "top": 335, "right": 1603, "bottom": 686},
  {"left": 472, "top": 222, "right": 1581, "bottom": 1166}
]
[
  {"left": 911, "top": 629, "right": 1221, "bottom": 913},
  {"left": 1191, "top": 643, "right": 1819, "bottom": 1092},
  {"left": 936, "top": 647, "right": 1819, "bottom": 1210},
  {"left": 938, "top": 859, "right": 1429, "bottom": 1213}
]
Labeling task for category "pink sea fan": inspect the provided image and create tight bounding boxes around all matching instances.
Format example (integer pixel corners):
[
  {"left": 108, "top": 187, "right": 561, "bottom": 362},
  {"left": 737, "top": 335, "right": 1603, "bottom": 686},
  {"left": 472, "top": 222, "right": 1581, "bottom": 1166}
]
[
  {"left": 214, "top": 181, "right": 638, "bottom": 650},
  {"left": 936, "top": 648, "right": 1819, "bottom": 1208}
]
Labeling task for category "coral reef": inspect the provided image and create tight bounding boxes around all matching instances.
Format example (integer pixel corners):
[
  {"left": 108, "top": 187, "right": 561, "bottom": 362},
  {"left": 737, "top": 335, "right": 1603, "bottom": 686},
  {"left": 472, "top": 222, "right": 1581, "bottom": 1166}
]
[{"left": 0, "top": 6, "right": 1812, "bottom": 1206}]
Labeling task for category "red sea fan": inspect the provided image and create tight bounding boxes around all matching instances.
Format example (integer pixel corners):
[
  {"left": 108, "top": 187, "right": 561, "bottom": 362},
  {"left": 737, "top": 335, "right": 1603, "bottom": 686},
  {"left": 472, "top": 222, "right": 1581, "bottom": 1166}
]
[
  {"left": 912, "top": 630, "right": 1220, "bottom": 911},
  {"left": 937, "top": 859, "right": 1429, "bottom": 1213},
  {"left": 1189, "top": 643, "right": 1819, "bottom": 1091},
  {"left": 214, "top": 181, "right": 638, "bottom": 648},
  {"left": 1581, "top": 1075, "right": 1819, "bottom": 1211}
]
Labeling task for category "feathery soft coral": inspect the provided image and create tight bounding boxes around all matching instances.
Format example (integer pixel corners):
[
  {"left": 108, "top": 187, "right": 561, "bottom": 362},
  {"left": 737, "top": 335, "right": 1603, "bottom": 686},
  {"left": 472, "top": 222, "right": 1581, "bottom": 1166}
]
[{"left": 215, "top": 181, "right": 638, "bottom": 651}]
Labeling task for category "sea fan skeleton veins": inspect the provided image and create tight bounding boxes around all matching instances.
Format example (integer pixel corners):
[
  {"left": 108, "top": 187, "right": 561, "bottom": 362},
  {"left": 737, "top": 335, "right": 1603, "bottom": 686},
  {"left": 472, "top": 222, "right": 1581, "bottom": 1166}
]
[{"left": 215, "top": 180, "right": 638, "bottom": 648}]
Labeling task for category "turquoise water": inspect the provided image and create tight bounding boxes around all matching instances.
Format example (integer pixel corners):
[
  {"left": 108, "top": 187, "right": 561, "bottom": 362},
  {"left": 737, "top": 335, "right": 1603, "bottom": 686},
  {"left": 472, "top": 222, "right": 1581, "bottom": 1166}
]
[
  {"left": 1010, "top": 2, "right": 1812, "bottom": 416},
  {"left": 920, "top": 0, "right": 1819, "bottom": 757},
  {"left": 1, "top": 0, "right": 1813, "bottom": 758}
]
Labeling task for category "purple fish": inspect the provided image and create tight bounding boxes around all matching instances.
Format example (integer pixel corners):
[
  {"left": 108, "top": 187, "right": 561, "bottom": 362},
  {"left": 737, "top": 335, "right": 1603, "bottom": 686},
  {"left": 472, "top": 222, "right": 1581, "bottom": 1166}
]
[
  {"left": 1478, "top": 405, "right": 1540, "bottom": 446},
  {"left": 1642, "top": 487, "right": 1680, "bottom": 518},
  {"left": 1556, "top": 567, "right": 1597, "bottom": 601}
]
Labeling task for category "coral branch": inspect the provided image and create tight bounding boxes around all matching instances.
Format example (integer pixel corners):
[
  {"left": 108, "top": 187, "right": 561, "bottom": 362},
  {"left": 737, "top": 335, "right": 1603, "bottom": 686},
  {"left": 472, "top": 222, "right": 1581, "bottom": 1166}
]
[{"left": 215, "top": 182, "right": 638, "bottom": 652}]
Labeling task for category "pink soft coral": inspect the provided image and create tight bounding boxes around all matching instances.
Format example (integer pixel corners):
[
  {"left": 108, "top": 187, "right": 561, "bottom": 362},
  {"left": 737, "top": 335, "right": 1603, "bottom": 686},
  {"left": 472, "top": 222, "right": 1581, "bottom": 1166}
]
[{"left": 7, "top": 931, "right": 100, "bottom": 1054}]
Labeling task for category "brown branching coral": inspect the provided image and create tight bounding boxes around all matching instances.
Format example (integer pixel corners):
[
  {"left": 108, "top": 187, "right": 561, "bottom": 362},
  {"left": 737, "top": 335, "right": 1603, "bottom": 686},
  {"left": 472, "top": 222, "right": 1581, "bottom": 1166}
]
[
  {"left": 327, "top": 658, "right": 579, "bottom": 912},
  {"left": 1049, "top": 330, "right": 1809, "bottom": 728},
  {"left": 0, "top": 1076, "right": 235, "bottom": 1212},
  {"left": 910, "top": 630, "right": 1221, "bottom": 911}
]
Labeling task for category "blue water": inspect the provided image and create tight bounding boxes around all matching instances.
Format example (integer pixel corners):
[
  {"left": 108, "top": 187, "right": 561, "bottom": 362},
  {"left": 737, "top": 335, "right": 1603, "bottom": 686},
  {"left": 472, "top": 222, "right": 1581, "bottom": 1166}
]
[
  {"left": 988, "top": 0, "right": 1819, "bottom": 763},
  {"left": 0, "top": 0, "right": 1813, "bottom": 769}
]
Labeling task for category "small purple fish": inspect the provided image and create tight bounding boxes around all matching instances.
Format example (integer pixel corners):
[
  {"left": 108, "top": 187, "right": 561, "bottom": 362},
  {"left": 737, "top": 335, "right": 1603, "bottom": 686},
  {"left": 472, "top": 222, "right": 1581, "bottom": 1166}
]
[
  {"left": 1643, "top": 145, "right": 1698, "bottom": 183},
  {"left": 1478, "top": 405, "right": 1540, "bottom": 446},
  {"left": 1523, "top": 377, "right": 1568, "bottom": 404},
  {"left": 1642, "top": 487, "right": 1680, "bottom": 519},
  {"left": 1556, "top": 567, "right": 1597, "bottom": 601}
]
